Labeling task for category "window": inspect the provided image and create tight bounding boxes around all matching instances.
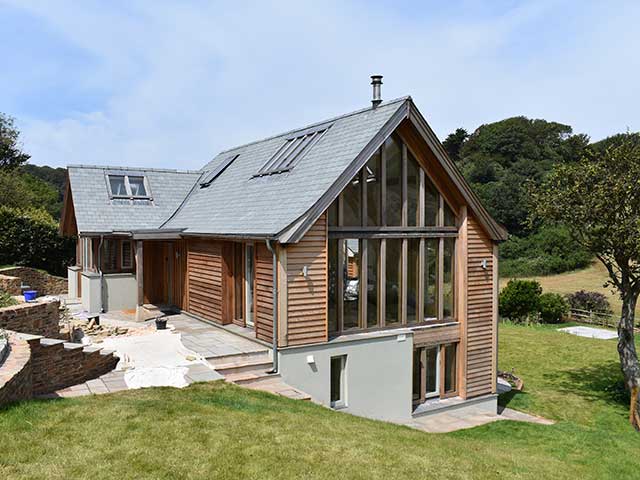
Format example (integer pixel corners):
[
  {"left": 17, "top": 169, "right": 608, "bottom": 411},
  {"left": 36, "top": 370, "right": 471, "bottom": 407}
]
[
  {"left": 330, "top": 355, "right": 347, "bottom": 408},
  {"left": 255, "top": 125, "right": 331, "bottom": 177},
  {"left": 342, "top": 239, "right": 361, "bottom": 330},
  {"left": 107, "top": 173, "right": 150, "bottom": 199},
  {"left": 121, "top": 240, "right": 133, "bottom": 269},
  {"left": 200, "top": 154, "right": 239, "bottom": 188},
  {"left": 326, "top": 133, "right": 458, "bottom": 334},
  {"left": 413, "top": 343, "right": 457, "bottom": 404},
  {"left": 385, "top": 136, "right": 402, "bottom": 226},
  {"left": 103, "top": 239, "right": 118, "bottom": 272}
]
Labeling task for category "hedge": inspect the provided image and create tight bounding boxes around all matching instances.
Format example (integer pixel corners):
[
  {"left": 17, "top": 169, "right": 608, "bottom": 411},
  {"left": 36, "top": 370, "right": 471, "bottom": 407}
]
[{"left": 0, "top": 206, "right": 75, "bottom": 277}]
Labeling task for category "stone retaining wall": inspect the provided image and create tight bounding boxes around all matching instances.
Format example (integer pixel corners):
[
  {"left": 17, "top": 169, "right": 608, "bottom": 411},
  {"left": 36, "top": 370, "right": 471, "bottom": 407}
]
[
  {"left": 0, "top": 333, "right": 33, "bottom": 405},
  {"left": 0, "top": 299, "right": 61, "bottom": 338},
  {"left": 0, "top": 331, "right": 118, "bottom": 406},
  {"left": 0, "top": 275, "right": 21, "bottom": 295},
  {"left": 0, "top": 267, "right": 68, "bottom": 296}
]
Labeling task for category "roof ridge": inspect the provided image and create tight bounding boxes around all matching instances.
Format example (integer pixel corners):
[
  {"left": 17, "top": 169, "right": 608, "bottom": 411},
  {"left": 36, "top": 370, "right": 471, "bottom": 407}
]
[
  {"left": 213, "top": 96, "right": 411, "bottom": 158},
  {"left": 67, "top": 164, "right": 201, "bottom": 174}
]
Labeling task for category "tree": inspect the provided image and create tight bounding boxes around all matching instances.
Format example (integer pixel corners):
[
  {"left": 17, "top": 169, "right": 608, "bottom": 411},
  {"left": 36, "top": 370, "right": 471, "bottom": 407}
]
[
  {"left": 442, "top": 128, "right": 468, "bottom": 162},
  {"left": 531, "top": 133, "right": 640, "bottom": 430},
  {"left": 0, "top": 113, "right": 30, "bottom": 169}
]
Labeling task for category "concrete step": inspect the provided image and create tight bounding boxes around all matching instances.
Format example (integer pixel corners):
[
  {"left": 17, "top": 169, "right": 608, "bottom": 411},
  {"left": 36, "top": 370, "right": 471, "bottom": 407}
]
[
  {"left": 214, "top": 359, "right": 273, "bottom": 376},
  {"left": 224, "top": 371, "right": 281, "bottom": 387},
  {"left": 208, "top": 350, "right": 271, "bottom": 367}
]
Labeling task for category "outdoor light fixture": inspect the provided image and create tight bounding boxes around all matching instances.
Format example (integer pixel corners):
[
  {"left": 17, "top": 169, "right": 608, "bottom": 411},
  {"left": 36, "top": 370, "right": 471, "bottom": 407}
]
[
  {"left": 306, "top": 355, "right": 315, "bottom": 365},
  {"left": 481, "top": 259, "right": 488, "bottom": 270},
  {"left": 302, "top": 265, "right": 309, "bottom": 278}
]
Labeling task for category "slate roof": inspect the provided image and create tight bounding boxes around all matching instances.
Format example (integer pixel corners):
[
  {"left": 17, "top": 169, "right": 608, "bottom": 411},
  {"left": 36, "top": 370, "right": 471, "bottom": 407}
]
[
  {"left": 162, "top": 97, "right": 407, "bottom": 236},
  {"left": 67, "top": 165, "right": 201, "bottom": 234},
  {"left": 65, "top": 96, "right": 507, "bottom": 241}
]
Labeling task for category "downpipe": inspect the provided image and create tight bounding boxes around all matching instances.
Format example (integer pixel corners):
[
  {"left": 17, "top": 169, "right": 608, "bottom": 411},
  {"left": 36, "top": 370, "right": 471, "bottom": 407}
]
[
  {"left": 98, "top": 235, "right": 105, "bottom": 313},
  {"left": 265, "top": 239, "right": 278, "bottom": 374}
]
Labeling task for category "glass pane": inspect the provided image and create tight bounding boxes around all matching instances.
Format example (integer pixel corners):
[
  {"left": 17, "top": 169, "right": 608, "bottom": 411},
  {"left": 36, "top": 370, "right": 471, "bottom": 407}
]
[
  {"left": 365, "top": 150, "right": 381, "bottom": 226},
  {"left": 384, "top": 136, "right": 402, "bottom": 226},
  {"left": 444, "top": 344, "right": 457, "bottom": 393},
  {"left": 424, "top": 177, "right": 438, "bottom": 226},
  {"left": 102, "top": 239, "right": 117, "bottom": 272},
  {"left": 121, "top": 240, "right": 132, "bottom": 269},
  {"left": 407, "top": 239, "right": 419, "bottom": 324},
  {"left": 246, "top": 245, "right": 254, "bottom": 326},
  {"left": 385, "top": 238, "right": 401, "bottom": 325},
  {"left": 407, "top": 152, "right": 420, "bottom": 226},
  {"left": 327, "top": 199, "right": 338, "bottom": 227},
  {"left": 443, "top": 238, "right": 455, "bottom": 319},
  {"left": 444, "top": 201, "right": 456, "bottom": 226},
  {"left": 412, "top": 349, "right": 421, "bottom": 401},
  {"left": 342, "top": 174, "right": 361, "bottom": 226},
  {"left": 328, "top": 239, "right": 338, "bottom": 332},
  {"left": 342, "top": 239, "right": 360, "bottom": 330},
  {"left": 426, "top": 347, "right": 439, "bottom": 396},
  {"left": 330, "top": 356, "right": 344, "bottom": 403},
  {"left": 366, "top": 239, "right": 379, "bottom": 328},
  {"left": 109, "top": 175, "right": 127, "bottom": 196},
  {"left": 424, "top": 239, "right": 439, "bottom": 319},
  {"left": 128, "top": 176, "right": 147, "bottom": 197}
]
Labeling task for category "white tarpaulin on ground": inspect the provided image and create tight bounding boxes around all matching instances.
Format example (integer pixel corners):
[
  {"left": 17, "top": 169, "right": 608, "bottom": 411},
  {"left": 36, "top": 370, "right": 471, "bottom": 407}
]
[
  {"left": 99, "top": 330, "right": 215, "bottom": 389},
  {"left": 558, "top": 326, "right": 618, "bottom": 340}
]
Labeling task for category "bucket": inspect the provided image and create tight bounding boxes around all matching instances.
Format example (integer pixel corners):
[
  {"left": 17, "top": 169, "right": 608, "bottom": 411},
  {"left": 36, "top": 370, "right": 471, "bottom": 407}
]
[{"left": 24, "top": 290, "right": 37, "bottom": 301}]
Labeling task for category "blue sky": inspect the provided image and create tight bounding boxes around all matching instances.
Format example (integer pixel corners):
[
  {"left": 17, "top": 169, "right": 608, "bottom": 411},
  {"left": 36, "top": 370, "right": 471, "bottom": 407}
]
[{"left": 1, "top": 0, "right": 639, "bottom": 169}]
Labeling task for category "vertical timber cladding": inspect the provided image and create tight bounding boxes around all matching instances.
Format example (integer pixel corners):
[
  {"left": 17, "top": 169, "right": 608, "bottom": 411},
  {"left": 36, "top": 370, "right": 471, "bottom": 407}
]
[
  {"left": 255, "top": 243, "right": 274, "bottom": 343},
  {"left": 186, "top": 239, "right": 224, "bottom": 323},
  {"left": 466, "top": 215, "right": 496, "bottom": 397},
  {"left": 285, "top": 213, "right": 328, "bottom": 346}
]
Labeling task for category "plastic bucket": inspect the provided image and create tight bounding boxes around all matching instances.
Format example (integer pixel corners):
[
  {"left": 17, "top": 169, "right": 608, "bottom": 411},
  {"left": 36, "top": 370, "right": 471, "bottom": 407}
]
[{"left": 24, "top": 290, "right": 37, "bottom": 301}]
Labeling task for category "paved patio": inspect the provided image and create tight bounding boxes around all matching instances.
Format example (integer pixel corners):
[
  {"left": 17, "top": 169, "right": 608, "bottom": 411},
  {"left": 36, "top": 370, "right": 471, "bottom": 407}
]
[{"left": 167, "top": 314, "right": 269, "bottom": 359}]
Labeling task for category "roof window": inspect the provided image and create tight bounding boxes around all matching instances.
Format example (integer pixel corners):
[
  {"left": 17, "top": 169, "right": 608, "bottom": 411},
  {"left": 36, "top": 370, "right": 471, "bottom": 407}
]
[
  {"left": 107, "top": 173, "right": 151, "bottom": 199},
  {"left": 200, "top": 154, "right": 239, "bottom": 188},
  {"left": 254, "top": 124, "right": 331, "bottom": 177}
]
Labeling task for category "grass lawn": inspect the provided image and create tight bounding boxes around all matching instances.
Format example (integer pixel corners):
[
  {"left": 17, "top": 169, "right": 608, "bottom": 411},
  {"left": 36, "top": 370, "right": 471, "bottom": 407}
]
[
  {"left": 501, "top": 261, "right": 639, "bottom": 318},
  {"left": 1, "top": 324, "right": 639, "bottom": 479}
]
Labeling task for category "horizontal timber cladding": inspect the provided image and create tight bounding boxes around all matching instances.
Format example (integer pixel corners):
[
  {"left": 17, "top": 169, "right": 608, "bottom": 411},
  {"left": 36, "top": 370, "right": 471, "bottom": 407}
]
[
  {"left": 285, "top": 214, "right": 328, "bottom": 346},
  {"left": 465, "top": 215, "right": 496, "bottom": 397},
  {"left": 412, "top": 323, "right": 461, "bottom": 347},
  {"left": 255, "top": 243, "right": 274, "bottom": 343},
  {"left": 186, "top": 239, "right": 224, "bottom": 324}
]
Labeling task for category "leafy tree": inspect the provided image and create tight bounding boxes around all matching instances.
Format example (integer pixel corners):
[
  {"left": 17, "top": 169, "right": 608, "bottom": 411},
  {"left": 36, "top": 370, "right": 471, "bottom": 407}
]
[
  {"left": 538, "top": 293, "right": 569, "bottom": 324},
  {"left": 452, "top": 116, "right": 589, "bottom": 236},
  {"left": 499, "top": 279, "right": 542, "bottom": 322},
  {"left": 0, "top": 170, "right": 62, "bottom": 218},
  {"left": 21, "top": 164, "right": 67, "bottom": 202},
  {"left": 442, "top": 128, "right": 468, "bottom": 162},
  {"left": 0, "top": 113, "right": 30, "bottom": 169},
  {"left": 531, "top": 133, "right": 640, "bottom": 430}
]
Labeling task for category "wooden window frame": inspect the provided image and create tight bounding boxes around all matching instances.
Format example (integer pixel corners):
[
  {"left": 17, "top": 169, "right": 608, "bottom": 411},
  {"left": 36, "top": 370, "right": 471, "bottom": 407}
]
[
  {"left": 413, "top": 342, "right": 459, "bottom": 404},
  {"left": 327, "top": 134, "right": 458, "bottom": 336}
]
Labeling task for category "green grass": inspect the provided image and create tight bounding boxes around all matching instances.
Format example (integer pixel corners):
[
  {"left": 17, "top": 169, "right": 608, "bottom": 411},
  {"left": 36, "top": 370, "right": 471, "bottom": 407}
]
[
  {"left": 501, "top": 261, "right": 639, "bottom": 318},
  {"left": 1, "top": 324, "right": 638, "bottom": 479}
]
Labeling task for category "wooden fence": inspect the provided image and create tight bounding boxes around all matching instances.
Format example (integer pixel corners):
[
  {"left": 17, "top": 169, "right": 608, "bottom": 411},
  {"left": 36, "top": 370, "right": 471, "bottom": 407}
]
[{"left": 567, "top": 308, "right": 617, "bottom": 329}]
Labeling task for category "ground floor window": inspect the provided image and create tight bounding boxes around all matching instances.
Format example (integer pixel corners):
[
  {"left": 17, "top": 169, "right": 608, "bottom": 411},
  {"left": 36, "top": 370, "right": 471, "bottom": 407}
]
[
  {"left": 412, "top": 342, "right": 458, "bottom": 404},
  {"left": 330, "top": 355, "right": 347, "bottom": 408}
]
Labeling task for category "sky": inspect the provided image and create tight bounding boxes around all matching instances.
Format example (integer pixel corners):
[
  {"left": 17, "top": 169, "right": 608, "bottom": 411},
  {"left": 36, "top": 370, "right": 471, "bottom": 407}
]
[{"left": 1, "top": 0, "right": 639, "bottom": 169}]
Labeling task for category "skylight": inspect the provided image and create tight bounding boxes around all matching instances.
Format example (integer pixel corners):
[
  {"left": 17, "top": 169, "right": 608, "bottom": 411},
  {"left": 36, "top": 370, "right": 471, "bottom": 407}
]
[
  {"left": 107, "top": 173, "right": 151, "bottom": 199},
  {"left": 200, "top": 154, "right": 239, "bottom": 188},
  {"left": 254, "top": 124, "right": 331, "bottom": 177}
]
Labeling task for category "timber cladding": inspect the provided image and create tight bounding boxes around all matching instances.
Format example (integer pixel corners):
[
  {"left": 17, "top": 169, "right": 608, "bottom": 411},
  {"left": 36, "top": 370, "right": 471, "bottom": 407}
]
[
  {"left": 186, "top": 239, "right": 223, "bottom": 323},
  {"left": 255, "top": 243, "right": 274, "bottom": 343},
  {"left": 285, "top": 214, "right": 328, "bottom": 346},
  {"left": 465, "top": 215, "right": 496, "bottom": 397},
  {"left": 412, "top": 323, "right": 460, "bottom": 347}
]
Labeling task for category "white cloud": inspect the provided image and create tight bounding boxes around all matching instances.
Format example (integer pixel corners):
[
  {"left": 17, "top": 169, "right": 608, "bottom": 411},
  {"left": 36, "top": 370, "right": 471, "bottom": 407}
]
[{"left": 3, "top": 0, "right": 640, "bottom": 168}]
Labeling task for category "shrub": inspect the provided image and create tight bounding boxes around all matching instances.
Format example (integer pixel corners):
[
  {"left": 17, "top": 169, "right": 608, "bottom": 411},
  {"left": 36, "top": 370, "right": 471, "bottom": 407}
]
[
  {"left": 0, "top": 206, "right": 75, "bottom": 276},
  {"left": 539, "top": 293, "right": 569, "bottom": 323},
  {"left": 0, "top": 289, "right": 17, "bottom": 308},
  {"left": 565, "top": 290, "right": 612, "bottom": 314},
  {"left": 499, "top": 279, "right": 542, "bottom": 322},
  {"left": 500, "top": 225, "right": 592, "bottom": 277}
]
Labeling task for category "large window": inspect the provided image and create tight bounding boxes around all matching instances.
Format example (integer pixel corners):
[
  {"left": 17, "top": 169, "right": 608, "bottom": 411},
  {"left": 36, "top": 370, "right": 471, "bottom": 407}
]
[
  {"left": 412, "top": 343, "right": 458, "bottom": 403},
  {"left": 327, "top": 133, "right": 457, "bottom": 334}
]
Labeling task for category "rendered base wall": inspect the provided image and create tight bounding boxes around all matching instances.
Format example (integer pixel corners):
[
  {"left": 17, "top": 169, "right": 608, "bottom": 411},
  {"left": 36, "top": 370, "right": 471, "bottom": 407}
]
[
  {"left": 278, "top": 332, "right": 414, "bottom": 423},
  {"left": 103, "top": 273, "right": 137, "bottom": 311},
  {"left": 81, "top": 272, "right": 102, "bottom": 313},
  {"left": 67, "top": 266, "right": 81, "bottom": 298}
]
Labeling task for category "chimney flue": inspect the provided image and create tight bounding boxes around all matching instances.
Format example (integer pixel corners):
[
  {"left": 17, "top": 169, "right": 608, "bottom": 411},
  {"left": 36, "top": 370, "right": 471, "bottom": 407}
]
[{"left": 371, "top": 75, "right": 383, "bottom": 108}]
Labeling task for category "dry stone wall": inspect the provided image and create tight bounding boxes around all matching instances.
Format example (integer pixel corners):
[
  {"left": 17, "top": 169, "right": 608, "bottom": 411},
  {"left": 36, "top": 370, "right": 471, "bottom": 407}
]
[
  {"left": 0, "top": 299, "right": 62, "bottom": 338},
  {"left": 0, "top": 267, "right": 68, "bottom": 296}
]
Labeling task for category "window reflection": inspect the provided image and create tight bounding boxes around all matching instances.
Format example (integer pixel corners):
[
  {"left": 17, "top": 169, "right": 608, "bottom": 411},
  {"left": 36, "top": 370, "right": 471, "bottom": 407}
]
[
  {"left": 342, "top": 175, "right": 361, "bottom": 227},
  {"left": 328, "top": 239, "right": 339, "bottom": 332},
  {"left": 343, "top": 239, "right": 360, "bottom": 329},
  {"left": 407, "top": 153, "right": 420, "bottom": 226},
  {"left": 443, "top": 238, "right": 455, "bottom": 318},
  {"left": 385, "top": 136, "right": 402, "bottom": 226},
  {"left": 366, "top": 152, "right": 381, "bottom": 226},
  {"left": 385, "top": 239, "right": 401, "bottom": 325},
  {"left": 407, "top": 238, "right": 419, "bottom": 324},
  {"left": 366, "top": 239, "right": 380, "bottom": 328},
  {"left": 424, "top": 239, "right": 438, "bottom": 319}
]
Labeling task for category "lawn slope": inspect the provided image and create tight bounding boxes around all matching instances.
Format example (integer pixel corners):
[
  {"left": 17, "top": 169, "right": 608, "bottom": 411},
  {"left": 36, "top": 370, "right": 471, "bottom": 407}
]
[{"left": 0, "top": 324, "right": 638, "bottom": 479}]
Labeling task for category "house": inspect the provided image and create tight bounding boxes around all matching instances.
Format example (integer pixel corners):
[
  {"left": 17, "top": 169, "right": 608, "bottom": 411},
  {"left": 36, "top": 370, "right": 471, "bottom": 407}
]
[{"left": 60, "top": 76, "right": 507, "bottom": 423}]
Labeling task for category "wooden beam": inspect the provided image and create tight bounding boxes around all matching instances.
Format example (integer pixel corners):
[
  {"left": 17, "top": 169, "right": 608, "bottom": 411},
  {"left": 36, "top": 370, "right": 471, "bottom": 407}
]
[
  {"left": 135, "top": 240, "right": 143, "bottom": 320},
  {"left": 456, "top": 205, "right": 468, "bottom": 399}
]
